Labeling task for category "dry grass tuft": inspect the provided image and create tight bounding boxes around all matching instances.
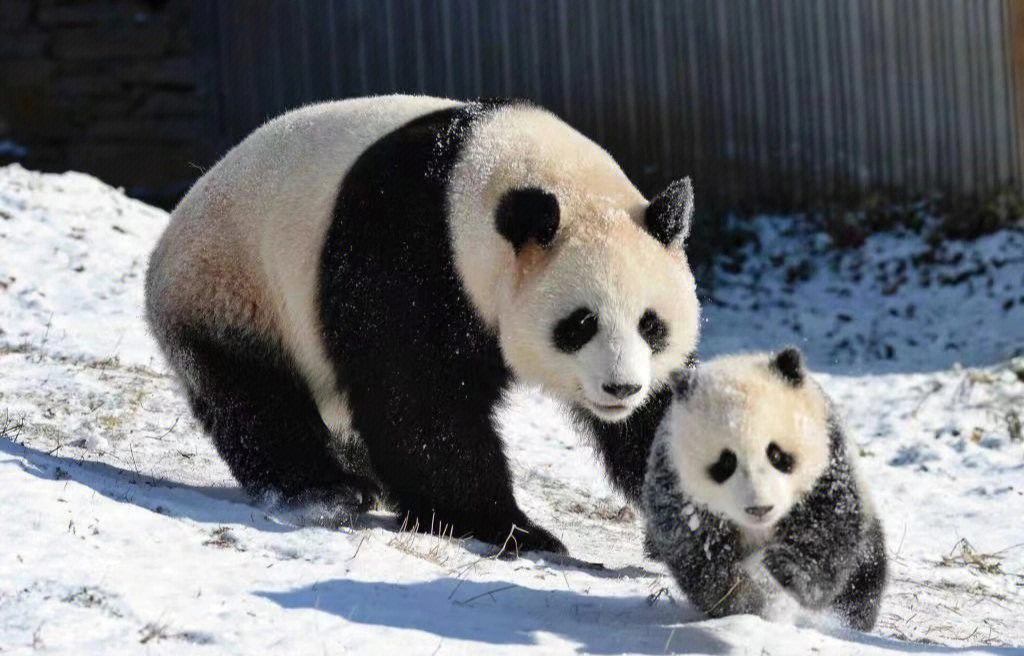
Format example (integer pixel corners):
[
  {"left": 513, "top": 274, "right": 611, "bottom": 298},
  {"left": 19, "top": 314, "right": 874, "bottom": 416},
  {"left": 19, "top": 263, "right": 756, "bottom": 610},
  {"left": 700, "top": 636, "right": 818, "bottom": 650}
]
[
  {"left": 387, "top": 514, "right": 464, "bottom": 567},
  {"left": 138, "top": 622, "right": 169, "bottom": 644},
  {"left": 0, "top": 408, "right": 25, "bottom": 442},
  {"left": 202, "top": 526, "right": 244, "bottom": 551},
  {"left": 938, "top": 538, "right": 1003, "bottom": 575}
]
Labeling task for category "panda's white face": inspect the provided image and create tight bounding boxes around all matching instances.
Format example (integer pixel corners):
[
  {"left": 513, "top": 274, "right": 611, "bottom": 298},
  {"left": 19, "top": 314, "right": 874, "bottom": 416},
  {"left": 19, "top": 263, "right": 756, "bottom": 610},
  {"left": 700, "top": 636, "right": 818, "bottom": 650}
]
[
  {"left": 499, "top": 215, "right": 700, "bottom": 422},
  {"left": 662, "top": 353, "right": 831, "bottom": 532},
  {"left": 445, "top": 103, "right": 700, "bottom": 421}
]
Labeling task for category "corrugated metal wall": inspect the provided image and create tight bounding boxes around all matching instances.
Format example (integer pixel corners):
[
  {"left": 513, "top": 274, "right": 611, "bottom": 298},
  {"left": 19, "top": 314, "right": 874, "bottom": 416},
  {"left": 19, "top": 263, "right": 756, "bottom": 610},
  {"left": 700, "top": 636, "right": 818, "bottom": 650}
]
[{"left": 194, "top": 0, "right": 1022, "bottom": 209}]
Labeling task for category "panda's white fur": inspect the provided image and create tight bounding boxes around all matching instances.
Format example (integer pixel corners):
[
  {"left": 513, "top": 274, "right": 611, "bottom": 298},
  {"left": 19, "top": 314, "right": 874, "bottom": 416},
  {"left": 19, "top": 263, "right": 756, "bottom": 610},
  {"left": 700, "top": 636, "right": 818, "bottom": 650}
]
[
  {"left": 447, "top": 103, "right": 698, "bottom": 419},
  {"left": 148, "top": 96, "right": 461, "bottom": 437},
  {"left": 146, "top": 94, "right": 701, "bottom": 552},
  {"left": 659, "top": 353, "right": 831, "bottom": 530},
  {"left": 513, "top": 218, "right": 697, "bottom": 420}
]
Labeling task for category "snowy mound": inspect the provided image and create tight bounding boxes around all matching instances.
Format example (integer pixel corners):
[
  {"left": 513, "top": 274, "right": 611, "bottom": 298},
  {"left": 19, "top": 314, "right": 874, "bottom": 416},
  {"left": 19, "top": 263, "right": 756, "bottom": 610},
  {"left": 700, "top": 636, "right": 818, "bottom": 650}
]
[
  {"left": 700, "top": 215, "right": 1024, "bottom": 372},
  {"left": 1, "top": 165, "right": 1022, "bottom": 654}
]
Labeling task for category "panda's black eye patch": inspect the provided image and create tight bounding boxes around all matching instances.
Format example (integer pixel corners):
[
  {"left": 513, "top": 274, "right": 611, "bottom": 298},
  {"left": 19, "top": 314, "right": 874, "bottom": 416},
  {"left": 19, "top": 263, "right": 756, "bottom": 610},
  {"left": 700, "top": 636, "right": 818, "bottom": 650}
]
[
  {"left": 707, "top": 448, "right": 737, "bottom": 484},
  {"left": 767, "top": 442, "right": 795, "bottom": 474},
  {"left": 553, "top": 307, "right": 598, "bottom": 353},
  {"left": 638, "top": 310, "right": 668, "bottom": 353}
]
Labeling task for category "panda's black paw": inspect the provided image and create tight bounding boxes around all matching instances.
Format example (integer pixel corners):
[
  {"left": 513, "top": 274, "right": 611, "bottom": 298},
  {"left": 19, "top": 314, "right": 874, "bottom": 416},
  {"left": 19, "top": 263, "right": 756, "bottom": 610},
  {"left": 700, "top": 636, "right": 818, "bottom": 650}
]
[
  {"left": 281, "top": 476, "right": 382, "bottom": 529},
  {"left": 339, "top": 475, "right": 385, "bottom": 512},
  {"left": 764, "top": 545, "right": 827, "bottom": 609}
]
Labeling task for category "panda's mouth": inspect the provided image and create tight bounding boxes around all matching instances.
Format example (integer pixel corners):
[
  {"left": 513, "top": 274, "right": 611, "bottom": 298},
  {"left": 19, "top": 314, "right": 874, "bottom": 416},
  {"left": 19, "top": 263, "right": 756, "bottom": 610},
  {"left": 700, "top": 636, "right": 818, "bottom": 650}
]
[
  {"left": 584, "top": 400, "right": 634, "bottom": 422},
  {"left": 592, "top": 401, "right": 628, "bottom": 411}
]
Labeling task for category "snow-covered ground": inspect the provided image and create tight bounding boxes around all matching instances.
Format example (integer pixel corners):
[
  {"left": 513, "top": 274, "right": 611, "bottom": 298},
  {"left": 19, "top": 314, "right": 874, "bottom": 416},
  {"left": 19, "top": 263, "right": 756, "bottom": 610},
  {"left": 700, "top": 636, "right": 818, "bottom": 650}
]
[{"left": 1, "top": 163, "right": 1022, "bottom": 654}]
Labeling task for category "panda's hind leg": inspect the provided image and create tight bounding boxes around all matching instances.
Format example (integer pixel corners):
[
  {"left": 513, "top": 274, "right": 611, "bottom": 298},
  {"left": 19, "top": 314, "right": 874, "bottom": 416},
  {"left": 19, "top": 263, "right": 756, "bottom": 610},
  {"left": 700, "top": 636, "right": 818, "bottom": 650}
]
[{"left": 172, "top": 324, "right": 380, "bottom": 524}]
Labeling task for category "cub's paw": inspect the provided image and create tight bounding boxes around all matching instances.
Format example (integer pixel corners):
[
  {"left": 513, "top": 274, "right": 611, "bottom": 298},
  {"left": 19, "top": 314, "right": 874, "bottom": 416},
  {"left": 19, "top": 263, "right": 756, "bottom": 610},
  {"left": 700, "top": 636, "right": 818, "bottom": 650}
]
[{"left": 763, "top": 545, "right": 828, "bottom": 609}]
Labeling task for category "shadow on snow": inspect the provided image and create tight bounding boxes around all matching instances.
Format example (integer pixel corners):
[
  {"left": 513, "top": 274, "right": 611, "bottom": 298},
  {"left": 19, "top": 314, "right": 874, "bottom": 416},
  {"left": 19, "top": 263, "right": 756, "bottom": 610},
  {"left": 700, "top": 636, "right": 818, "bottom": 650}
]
[
  {"left": 1, "top": 437, "right": 292, "bottom": 533},
  {"left": 256, "top": 577, "right": 725, "bottom": 655},
  {"left": 256, "top": 577, "right": 1023, "bottom": 654}
]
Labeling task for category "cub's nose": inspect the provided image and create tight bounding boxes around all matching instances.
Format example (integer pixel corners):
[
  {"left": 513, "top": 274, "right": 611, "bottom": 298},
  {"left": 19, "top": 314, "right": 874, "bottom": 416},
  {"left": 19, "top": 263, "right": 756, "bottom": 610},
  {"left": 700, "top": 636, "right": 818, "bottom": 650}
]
[
  {"left": 745, "top": 505, "right": 774, "bottom": 519},
  {"left": 602, "top": 382, "right": 641, "bottom": 399}
]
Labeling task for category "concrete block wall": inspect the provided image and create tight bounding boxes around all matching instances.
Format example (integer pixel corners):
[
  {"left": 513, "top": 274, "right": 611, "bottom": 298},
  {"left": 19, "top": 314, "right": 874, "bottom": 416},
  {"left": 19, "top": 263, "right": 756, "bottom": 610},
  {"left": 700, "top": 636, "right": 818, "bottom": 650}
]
[{"left": 0, "top": 0, "right": 206, "bottom": 206}]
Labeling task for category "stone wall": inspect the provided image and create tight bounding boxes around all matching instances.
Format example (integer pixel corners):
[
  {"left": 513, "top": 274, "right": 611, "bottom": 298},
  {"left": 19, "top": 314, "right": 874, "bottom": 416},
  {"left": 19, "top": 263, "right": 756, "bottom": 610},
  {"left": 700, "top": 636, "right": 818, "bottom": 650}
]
[{"left": 0, "top": 0, "right": 206, "bottom": 206}]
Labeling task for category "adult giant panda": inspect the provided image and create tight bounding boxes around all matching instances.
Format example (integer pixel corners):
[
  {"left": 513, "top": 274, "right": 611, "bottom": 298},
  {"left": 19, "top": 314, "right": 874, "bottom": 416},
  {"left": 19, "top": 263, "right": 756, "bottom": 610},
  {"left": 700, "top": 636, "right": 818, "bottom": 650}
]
[
  {"left": 146, "top": 95, "right": 701, "bottom": 553},
  {"left": 643, "top": 348, "right": 886, "bottom": 630}
]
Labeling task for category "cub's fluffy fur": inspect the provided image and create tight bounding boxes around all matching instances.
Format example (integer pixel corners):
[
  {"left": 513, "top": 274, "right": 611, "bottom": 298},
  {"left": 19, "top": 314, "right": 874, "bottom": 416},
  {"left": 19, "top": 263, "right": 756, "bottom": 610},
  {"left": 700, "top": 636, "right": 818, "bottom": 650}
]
[{"left": 643, "top": 349, "right": 886, "bottom": 630}]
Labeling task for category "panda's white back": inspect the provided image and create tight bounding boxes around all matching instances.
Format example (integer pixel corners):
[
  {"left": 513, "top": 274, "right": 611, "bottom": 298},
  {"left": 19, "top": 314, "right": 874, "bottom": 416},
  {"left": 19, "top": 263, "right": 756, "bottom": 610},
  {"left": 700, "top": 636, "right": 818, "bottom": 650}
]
[{"left": 146, "top": 95, "right": 461, "bottom": 424}]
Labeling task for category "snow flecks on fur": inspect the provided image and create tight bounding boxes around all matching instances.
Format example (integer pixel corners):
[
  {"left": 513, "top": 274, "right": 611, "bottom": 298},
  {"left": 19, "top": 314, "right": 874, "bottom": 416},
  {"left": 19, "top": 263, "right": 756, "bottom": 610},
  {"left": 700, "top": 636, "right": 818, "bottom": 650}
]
[{"left": 1, "top": 165, "right": 1023, "bottom": 654}]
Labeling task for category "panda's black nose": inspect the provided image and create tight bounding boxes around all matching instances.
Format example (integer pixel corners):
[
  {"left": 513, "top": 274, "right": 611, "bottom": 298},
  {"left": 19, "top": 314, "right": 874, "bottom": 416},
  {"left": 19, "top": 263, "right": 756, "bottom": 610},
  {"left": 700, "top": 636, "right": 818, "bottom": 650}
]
[
  {"left": 602, "top": 383, "right": 641, "bottom": 399},
  {"left": 745, "top": 505, "right": 774, "bottom": 519}
]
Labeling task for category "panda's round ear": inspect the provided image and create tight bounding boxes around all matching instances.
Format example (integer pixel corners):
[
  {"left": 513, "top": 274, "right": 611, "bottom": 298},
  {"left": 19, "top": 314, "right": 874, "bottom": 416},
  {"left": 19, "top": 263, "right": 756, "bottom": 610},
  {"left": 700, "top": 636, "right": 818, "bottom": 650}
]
[
  {"left": 669, "top": 365, "right": 697, "bottom": 400},
  {"left": 645, "top": 177, "right": 694, "bottom": 247},
  {"left": 770, "top": 346, "right": 805, "bottom": 386},
  {"left": 495, "top": 188, "right": 560, "bottom": 253}
]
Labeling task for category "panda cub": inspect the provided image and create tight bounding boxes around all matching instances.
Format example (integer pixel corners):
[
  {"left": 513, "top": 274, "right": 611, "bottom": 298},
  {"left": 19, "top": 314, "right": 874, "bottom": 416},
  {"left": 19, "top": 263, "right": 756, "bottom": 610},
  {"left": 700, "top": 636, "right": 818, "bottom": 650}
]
[{"left": 643, "top": 348, "right": 886, "bottom": 630}]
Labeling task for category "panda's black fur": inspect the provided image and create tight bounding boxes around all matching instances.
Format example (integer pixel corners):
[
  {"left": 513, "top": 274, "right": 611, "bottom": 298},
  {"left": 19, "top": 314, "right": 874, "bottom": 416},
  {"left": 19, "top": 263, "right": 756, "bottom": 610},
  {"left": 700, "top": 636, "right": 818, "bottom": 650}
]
[
  {"left": 176, "top": 103, "right": 558, "bottom": 549},
  {"left": 317, "top": 104, "right": 543, "bottom": 548},
  {"left": 146, "top": 96, "right": 701, "bottom": 554},
  {"left": 572, "top": 386, "right": 674, "bottom": 504},
  {"left": 642, "top": 350, "right": 887, "bottom": 630}
]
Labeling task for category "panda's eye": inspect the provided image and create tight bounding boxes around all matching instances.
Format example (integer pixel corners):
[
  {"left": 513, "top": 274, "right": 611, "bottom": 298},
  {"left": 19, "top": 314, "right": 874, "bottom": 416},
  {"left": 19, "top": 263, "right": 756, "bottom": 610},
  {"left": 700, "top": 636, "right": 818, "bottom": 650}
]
[
  {"left": 707, "top": 448, "right": 737, "bottom": 484},
  {"left": 638, "top": 310, "right": 668, "bottom": 353},
  {"left": 767, "top": 442, "right": 795, "bottom": 474},
  {"left": 553, "top": 307, "right": 598, "bottom": 353}
]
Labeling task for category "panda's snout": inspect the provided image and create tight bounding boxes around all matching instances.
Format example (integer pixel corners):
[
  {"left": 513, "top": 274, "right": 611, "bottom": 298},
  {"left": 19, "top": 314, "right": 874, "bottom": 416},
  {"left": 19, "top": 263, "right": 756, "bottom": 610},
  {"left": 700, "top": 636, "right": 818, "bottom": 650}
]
[
  {"left": 744, "top": 504, "right": 774, "bottom": 519},
  {"left": 602, "top": 382, "right": 642, "bottom": 399}
]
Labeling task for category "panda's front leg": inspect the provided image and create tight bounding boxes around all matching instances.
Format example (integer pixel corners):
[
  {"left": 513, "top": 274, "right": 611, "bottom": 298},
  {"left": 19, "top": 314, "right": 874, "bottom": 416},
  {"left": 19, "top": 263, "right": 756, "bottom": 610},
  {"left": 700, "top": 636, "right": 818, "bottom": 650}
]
[
  {"left": 350, "top": 371, "right": 566, "bottom": 556},
  {"left": 650, "top": 508, "right": 767, "bottom": 618},
  {"left": 644, "top": 452, "right": 766, "bottom": 618},
  {"left": 763, "top": 457, "right": 863, "bottom": 610}
]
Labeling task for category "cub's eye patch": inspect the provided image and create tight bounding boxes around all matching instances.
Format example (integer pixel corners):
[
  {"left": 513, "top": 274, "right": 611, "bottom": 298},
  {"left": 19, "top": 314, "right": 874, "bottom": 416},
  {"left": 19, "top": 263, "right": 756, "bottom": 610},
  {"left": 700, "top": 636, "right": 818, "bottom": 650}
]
[
  {"left": 707, "top": 448, "right": 737, "bottom": 483},
  {"left": 638, "top": 310, "right": 668, "bottom": 353},
  {"left": 767, "top": 442, "right": 795, "bottom": 474},
  {"left": 553, "top": 307, "right": 598, "bottom": 353}
]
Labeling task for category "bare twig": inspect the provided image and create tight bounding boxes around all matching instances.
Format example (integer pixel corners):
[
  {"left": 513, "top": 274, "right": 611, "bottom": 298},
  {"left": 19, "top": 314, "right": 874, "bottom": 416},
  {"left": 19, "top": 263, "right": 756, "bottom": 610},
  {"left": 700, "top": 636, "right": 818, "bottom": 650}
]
[
  {"left": 706, "top": 579, "right": 742, "bottom": 615},
  {"left": 455, "top": 583, "right": 516, "bottom": 605}
]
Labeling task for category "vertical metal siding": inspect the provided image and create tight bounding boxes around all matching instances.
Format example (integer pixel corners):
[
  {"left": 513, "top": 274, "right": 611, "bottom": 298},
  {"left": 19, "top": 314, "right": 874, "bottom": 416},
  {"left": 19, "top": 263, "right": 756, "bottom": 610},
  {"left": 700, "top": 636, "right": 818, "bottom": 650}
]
[{"left": 200, "top": 0, "right": 1023, "bottom": 207}]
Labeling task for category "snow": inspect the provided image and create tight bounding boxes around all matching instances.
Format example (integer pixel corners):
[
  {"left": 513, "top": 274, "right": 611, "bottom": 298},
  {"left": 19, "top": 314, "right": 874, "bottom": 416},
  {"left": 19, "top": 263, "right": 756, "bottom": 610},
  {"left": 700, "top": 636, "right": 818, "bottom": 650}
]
[{"left": 1, "top": 163, "right": 1022, "bottom": 654}]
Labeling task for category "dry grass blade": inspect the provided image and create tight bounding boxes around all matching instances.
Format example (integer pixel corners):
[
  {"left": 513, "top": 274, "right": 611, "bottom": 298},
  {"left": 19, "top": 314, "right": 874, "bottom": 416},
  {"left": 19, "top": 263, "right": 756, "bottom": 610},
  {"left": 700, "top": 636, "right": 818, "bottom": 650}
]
[{"left": 0, "top": 408, "right": 26, "bottom": 442}]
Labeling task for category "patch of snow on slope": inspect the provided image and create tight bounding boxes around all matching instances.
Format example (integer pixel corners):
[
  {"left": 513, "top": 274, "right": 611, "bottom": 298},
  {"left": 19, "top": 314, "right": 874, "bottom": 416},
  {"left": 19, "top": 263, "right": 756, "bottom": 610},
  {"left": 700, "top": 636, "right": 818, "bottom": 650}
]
[{"left": 0, "top": 164, "right": 167, "bottom": 366}]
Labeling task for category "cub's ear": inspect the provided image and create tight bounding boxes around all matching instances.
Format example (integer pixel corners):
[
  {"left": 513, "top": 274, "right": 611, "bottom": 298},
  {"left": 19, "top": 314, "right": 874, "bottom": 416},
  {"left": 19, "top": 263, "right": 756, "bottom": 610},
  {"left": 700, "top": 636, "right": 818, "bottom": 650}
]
[
  {"left": 669, "top": 366, "right": 697, "bottom": 400},
  {"left": 495, "top": 187, "right": 560, "bottom": 253},
  {"left": 770, "top": 346, "right": 805, "bottom": 386},
  {"left": 645, "top": 177, "right": 694, "bottom": 247}
]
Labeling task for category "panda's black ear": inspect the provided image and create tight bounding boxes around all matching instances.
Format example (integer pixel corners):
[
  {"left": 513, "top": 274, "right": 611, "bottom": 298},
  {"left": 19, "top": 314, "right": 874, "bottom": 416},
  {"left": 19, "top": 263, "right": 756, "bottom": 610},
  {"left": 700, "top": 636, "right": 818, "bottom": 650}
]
[
  {"left": 669, "top": 366, "right": 697, "bottom": 399},
  {"left": 645, "top": 177, "right": 694, "bottom": 247},
  {"left": 770, "top": 346, "right": 805, "bottom": 386},
  {"left": 495, "top": 188, "right": 560, "bottom": 253}
]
